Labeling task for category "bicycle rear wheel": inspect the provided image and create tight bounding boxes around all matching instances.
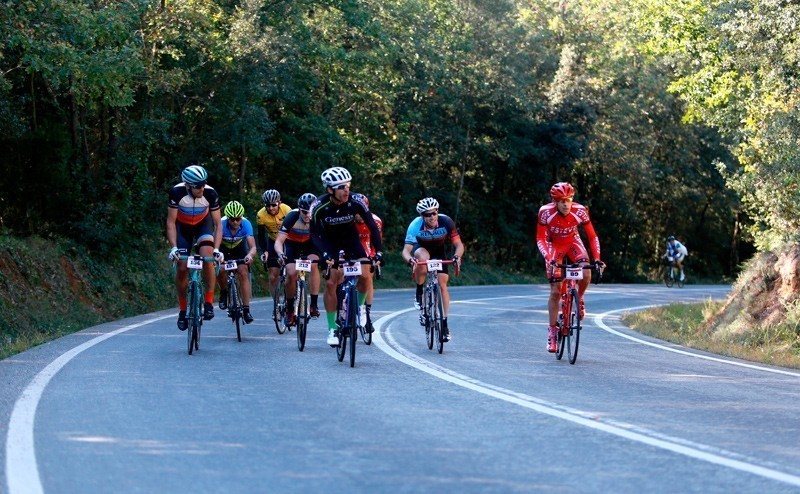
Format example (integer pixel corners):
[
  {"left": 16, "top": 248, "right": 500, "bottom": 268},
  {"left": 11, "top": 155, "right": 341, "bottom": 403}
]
[
  {"left": 230, "top": 278, "right": 242, "bottom": 342},
  {"left": 567, "top": 288, "right": 581, "bottom": 364},
  {"left": 273, "top": 276, "right": 287, "bottom": 334},
  {"left": 433, "top": 284, "right": 445, "bottom": 354},
  {"left": 187, "top": 279, "right": 201, "bottom": 355},
  {"left": 296, "top": 280, "right": 307, "bottom": 351},
  {"left": 664, "top": 267, "right": 674, "bottom": 288},
  {"left": 348, "top": 285, "right": 358, "bottom": 367}
]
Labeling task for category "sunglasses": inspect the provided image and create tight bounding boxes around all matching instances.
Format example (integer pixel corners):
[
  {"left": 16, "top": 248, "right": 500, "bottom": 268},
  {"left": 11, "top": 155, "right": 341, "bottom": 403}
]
[
  {"left": 332, "top": 183, "right": 350, "bottom": 191},
  {"left": 188, "top": 183, "right": 206, "bottom": 190},
  {"left": 422, "top": 211, "right": 438, "bottom": 218},
  {"left": 299, "top": 209, "right": 310, "bottom": 215},
  {"left": 229, "top": 217, "right": 242, "bottom": 222},
  {"left": 266, "top": 202, "right": 280, "bottom": 207}
]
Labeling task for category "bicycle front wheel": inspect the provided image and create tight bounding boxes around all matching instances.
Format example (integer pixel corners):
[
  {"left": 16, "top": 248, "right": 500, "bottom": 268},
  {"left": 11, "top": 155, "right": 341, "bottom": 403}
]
[
  {"left": 567, "top": 288, "right": 581, "bottom": 364},
  {"left": 433, "top": 284, "right": 445, "bottom": 354},
  {"left": 230, "top": 278, "right": 242, "bottom": 342},
  {"left": 677, "top": 273, "right": 685, "bottom": 288},
  {"left": 424, "top": 286, "right": 434, "bottom": 350},
  {"left": 336, "top": 287, "right": 347, "bottom": 362},
  {"left": 296, "top": 280, "right": 307, "bottom": 352},
  {"left": 664, "top": 267, "right": 674, "bottom": 288},
  {"left": 348, "top": 285, "right": 358, "bottom": 367},
  {"left": 187, "top": 279, "right": 201, "bottom": 355},
  {"left": 273, "top": 276, "right": 287, "bottom": 334}
]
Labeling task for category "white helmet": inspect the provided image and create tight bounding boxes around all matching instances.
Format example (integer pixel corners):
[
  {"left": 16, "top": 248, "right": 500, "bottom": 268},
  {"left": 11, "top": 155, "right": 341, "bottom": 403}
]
[
  {"left": 321, "top": 167, "right": 352, "bottom": 188},
  {"left": 416, "top": 197, "right": 439, "bottom": 214},
  {"left": 262, "top": 189, "right": 280, "bottom": 204}
]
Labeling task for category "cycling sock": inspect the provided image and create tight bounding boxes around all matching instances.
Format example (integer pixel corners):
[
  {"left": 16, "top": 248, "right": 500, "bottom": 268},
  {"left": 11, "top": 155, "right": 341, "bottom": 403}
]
[
  {"left": 204, "top": 291, "right": 214, "bottom": 304},
  {"left": 179, "top": 297, "right": 187, "bottom": 311},
  {"left": 311, "top": 294, "right": 319, "bottom": 307},
  {"left": 442, "top": 317, "right": 448, "bottom": 329},
  {"left": 358, "top": 292, "right": 367, "bottom": 306},
  {"left": 326, "top": 311, "right": 337, "bottom": 330},
  {"left": 416, "top": 284, "right": 423, "bottom": 298}
]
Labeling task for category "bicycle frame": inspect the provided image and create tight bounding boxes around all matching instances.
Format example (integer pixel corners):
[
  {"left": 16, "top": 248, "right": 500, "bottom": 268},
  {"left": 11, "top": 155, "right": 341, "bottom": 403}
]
[
  {"left": 549, "top": 262, "right": 602, "bottom": 365},
  {"left": 293, "top": 257, "right": 318, "bottom": 352},
  {"left": 334, "top": 256, "right": 374, "bottom": 367},
  {"left": 176, "top": 255, "right": 216, "bottom": 355},
  {"left": 417, "top": 259, "right": 459, "bottom": 354},
  {"left": 220, "top": 258, "right": 248, "bottom": 342}
]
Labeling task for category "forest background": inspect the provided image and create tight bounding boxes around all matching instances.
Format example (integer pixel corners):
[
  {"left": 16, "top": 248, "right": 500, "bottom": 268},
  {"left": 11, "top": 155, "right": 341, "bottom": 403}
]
[{"left": 1, "top": 0, "right": 799, "bottom": 356}]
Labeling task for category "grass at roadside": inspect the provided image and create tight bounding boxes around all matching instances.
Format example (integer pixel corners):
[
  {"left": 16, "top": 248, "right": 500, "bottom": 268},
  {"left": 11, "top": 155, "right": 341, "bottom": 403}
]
[{"left": 622, "top": 301, "right": 800, "bottom": 369}]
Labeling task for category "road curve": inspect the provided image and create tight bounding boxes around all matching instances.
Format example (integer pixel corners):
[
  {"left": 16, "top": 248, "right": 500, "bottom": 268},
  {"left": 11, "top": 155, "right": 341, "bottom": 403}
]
[{"left": 3, "top": 284, "right": 800, "bottom": 493}]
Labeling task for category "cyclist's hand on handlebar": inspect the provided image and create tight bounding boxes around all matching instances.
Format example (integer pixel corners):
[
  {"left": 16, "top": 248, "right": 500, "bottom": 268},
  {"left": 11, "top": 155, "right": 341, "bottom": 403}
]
[
  {"left": 260, "top": 252, "right": 268, "bottom": 263},
  {"left": 213, "top": 249, "right": 224, "bottom": 262},
  {"left": 277, "top": 253, "right": 287, "bottom": 266},
  {"left": 407, "top": 257, "right": 417, "bottom": 267},
  {"left": 168, "top": 247, "right": 180, "bottom": 262},
  {"left": 451, "top": 254, "right": 460, "bottom": 267},
  {"left": 244, "top": 254, "right": 253, "bottom": 264},
  {"left": 374, "top": 251, "right": 384, "bottom": 266}
]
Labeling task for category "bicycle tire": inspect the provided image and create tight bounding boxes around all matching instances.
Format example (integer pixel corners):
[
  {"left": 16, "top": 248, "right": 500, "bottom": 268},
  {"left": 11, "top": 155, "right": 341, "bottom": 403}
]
[
  {"left": 567, "top": 288, "right": 581, "bottom": 364},
  {"left": 434, "top": 284, "right": 445, "bottom": 354},
  {"left": 230, "top": 275, "right": 242, "bottom": 342},
  {"left": 187, "top": 278, "right": 200, "bottom": 355},
  {"left": 348, "top": 284, "right": 358, "bottom": 367},
  {"left": 664, "top": 267, "right": 674, "bottom": 288},
  {"left": 677, "top": 275, "right": 685, "bottom": 288},
  {"left": 273, "top": 275, "right": 287, "bottom": 334},
  {"left": 296, "top": 280, "right": 307, "bottom": 351},
  {"left": 336, "top": 286, "right": 347, "bottom": 362},
  {"left": 424, "top": 285, "right": 434, "bottom": 350},
  {"left": 556, "top": 294, "right": 567, "bottom": 360}
]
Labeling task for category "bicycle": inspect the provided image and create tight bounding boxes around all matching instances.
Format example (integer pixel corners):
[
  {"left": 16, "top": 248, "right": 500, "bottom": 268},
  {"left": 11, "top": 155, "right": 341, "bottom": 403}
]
[
  {"left": 333, "top": 253, "right": 374, "bottom": 367},
  {"left": 358, "top": 264, "right": 382, "bottom": 347},
  {"left": 549, "top": 262, "right": 604, "bottom": 365},
  {"left": 176, "top": 255, "right": 217, "bottom": 355},
  {"left": 414, "top": 259, "right": 459, "bottom": 354},
  {"left": 663, "top": 256, "right": 685, "bottom": 288},
  {"left": 220, "top": 258, "right": 249, "bottom": 342},
  {"left": 292, "top": 257, "right": 319, "bottom": 352},
  {"left": 270, "top": 263, "right": 289, "bottom": 335}
]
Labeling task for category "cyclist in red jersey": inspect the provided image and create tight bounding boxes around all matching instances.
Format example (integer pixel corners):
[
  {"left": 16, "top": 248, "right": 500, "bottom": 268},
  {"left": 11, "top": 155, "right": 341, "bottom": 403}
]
[
  {"left": 536, "top": 182, "right": 603, "bottom": 353},
  {"left": 354, "top": 194, "right": 383, "bottom": 333}
]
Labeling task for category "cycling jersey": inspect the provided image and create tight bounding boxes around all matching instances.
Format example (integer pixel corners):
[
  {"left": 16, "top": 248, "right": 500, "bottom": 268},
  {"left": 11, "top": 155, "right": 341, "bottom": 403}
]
[
  {"left": 310, "top": 192, "right": 383, "bottom": 259},
  {"left": 665, "top": 240, "right": 688, "bottom": 259},
  {"left": 536, "top": 201, "right": 600, "bottom": 264},
  {"left": 404, "top": 214, "right": 460, "bottom": 250},
  {"left": 277, "top": 209, "right": 320, "bottom": 262},
  {"left": 220, "top": 217, "right": 254, "bottom": 258},
  {"left": 168, "top": 183, "right": 220, "bottom": 251},
  {"left": 356, "top": 214, "right": 383, "bottom": 257},
  {"left": 257, "top": 203, "right": 292, "bottom": 268}
]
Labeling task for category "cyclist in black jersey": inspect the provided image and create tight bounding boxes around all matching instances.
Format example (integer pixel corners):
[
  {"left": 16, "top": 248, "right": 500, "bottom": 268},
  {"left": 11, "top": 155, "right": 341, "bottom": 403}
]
[
  {"left": 310, "top": 167, "right": 383, "bottom": 346},
  {"left": 166, "top": 164, "right": 224, "bottom": 330}
]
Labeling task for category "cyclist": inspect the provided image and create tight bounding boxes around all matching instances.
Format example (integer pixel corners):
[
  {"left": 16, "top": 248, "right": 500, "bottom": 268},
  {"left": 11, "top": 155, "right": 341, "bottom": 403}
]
[
  {"left": 663, "top": 235, "right": 688, "bottom": 281},
  {"left": 310, "top": 167, "right": 383, "bottom": 346},
  {"left": 401, "top": 197, "right": 464, "bottom": 342},
  {"left": 273, "top": 192, "right": 323, "bottom": 326},
  {"left": 536, "top": 182, "right": 603, "bottom": 353},
  {"left": 257, "top": 189, "right": 292, "bottom": 297},
  {"left": 166, "top": 164, "right": 224, "bottom": 330},
  {"left": 216, "top": 200, "right": 257, "bottom": 324},
  {"left": 354, "top": 194, "right": 383, "bottom": 333}
]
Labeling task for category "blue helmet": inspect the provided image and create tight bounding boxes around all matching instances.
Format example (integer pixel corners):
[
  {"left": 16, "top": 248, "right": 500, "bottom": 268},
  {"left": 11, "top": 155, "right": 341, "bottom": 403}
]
[{"left": 181, "top": 164, "right": 208, "bottom": 187}]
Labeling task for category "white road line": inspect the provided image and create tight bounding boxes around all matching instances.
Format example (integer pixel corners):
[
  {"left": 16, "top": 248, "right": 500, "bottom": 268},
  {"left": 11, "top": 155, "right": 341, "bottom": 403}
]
[
  {"left": 373, "top": 306, "right": 800, "bottom": 488},
  {"left": 594, "top": 306, "right": 800, "bottom": 378},
  {"left": 5, "top": 314, "right": 174, "bottom": 494}
]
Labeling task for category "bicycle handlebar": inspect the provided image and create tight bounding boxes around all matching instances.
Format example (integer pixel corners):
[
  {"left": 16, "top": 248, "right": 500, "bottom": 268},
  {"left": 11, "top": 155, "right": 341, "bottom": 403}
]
[
  {"left": 409, "top": 258, "right": 461, "bottom": 277},
  {"left": 548, "top": 262, "right": 604, "bottom": 284}
]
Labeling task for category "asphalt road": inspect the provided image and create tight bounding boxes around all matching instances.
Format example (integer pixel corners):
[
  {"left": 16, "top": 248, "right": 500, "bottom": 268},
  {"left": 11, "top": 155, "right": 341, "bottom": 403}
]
[{"left": 3, "top": 283, "right": 800, "bottom": 493}]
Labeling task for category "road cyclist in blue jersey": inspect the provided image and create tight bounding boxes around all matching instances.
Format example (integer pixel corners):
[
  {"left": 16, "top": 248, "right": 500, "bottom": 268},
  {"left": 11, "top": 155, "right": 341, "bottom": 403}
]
[
  {"left": 401, "top": 197, "right": 465, "bottom": 342},
  {"left": 216, "top": 200, "right": 257, "bottom": 324},
  {"left": 310, "top": 166, "right": 384, "bottom": 346},
  {"left": 662, "top": 235, "right": 688, "bottom": 282}
]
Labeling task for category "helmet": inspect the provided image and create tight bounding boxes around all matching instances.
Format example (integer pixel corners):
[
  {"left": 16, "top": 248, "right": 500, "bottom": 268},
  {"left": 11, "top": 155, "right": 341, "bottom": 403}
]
[
  {"left": 416, "top": 197, "right": 439, "bottom": 214},
  {"left": 224, "top": 200, "right": 245, "bottom": 218},
  {"left": 667, "top": 235, "right": 675, "bottom": 241},
  {"left": 297, "top": 192, "right": 317, "bottom": 210},
  {"left": 320, "top": 167, "right": 352, "bottom": 188},
  {"left": 182, "top": 164, "right": 208, "bottom": 187},
  {"left": 549, "top": 182, "right": 575, "bottom": 201},
  {"left": 261, "top": 189, "right": 280, "bottom": 204}
]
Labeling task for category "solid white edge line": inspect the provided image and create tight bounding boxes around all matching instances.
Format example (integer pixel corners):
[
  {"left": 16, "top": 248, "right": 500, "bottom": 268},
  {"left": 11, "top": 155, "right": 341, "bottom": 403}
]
[
  {"left": 372, "top": 306, "right": 800, "bottom": 488},
  {"left": 6, "top": 314, "right": 174, "bottom": 494},
  {"left": 594, "top": 306, "right": 800, "bottom": 377}
]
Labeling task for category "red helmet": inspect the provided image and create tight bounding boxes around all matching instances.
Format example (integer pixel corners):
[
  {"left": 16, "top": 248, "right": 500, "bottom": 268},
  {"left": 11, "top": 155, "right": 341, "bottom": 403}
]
[{"left": 549, "top": 182, "right": 575, "bottom": 201}]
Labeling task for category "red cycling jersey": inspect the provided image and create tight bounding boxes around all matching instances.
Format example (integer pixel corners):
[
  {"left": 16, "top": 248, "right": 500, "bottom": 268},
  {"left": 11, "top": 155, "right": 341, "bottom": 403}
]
[
  {"left": 356, "top": 214, "right": 383, "bottom": 257},
  {"left": 536, "top": 201, "right": 600, "bottom": 265}
]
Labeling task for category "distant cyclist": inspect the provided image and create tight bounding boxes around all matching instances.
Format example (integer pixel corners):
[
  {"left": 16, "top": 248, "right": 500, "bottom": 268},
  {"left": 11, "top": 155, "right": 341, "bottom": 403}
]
[
  {"left": 310, "top": 167, "right": 383, "bottom": 346},
  {"left": 354, "top": 194, "right": 383, "bottom": 333},
  {"left": 401, "top": 197, "right": 464, "bottom": 342},
  {"left": 166, "top": 164, "right": 224, "bottom": 330},
  {"left": 216, "top": 200, "right": 257, "bottom": 324},
  {"left": 536, "top": 182, "right": 603, "bottom": 353},
  {"left": 273, "top": 192, "right": 323, "bottom": 325},
  {"left": 257, "top": 189, "right": 292, "bottom": 296},
  {"left": 663, "top": 235, "right": 688, "bottom": 281}
]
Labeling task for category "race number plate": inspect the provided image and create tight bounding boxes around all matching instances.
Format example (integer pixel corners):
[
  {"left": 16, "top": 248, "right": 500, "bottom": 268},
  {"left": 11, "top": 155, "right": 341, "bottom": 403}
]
[
  {"left": 223, "top": 260, "right": 238, "bottom": 271},
  {"left": 343, "top": 262, "right": 363, "bottom": 276},
  {"left": 187, "top": 256, "right": 204, "bottom": 270},
  {"left": 427, "top": 260, "right": 443, "bottom": 272},
  {"left": 566, "top": 267, "right": 583, "bottom": 280},
  {"left": 296, "top": 259, "right": 312, "bottom": 272}
]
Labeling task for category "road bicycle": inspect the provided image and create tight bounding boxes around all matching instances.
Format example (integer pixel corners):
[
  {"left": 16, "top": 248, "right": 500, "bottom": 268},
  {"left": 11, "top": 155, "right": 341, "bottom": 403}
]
[
  {"left": 271, "top": 263, "right": 289, "bottom": 335},
  {"left": 176, "top": 255, "right": 217, "bottom": 355},
  {"left": 549, "top": 262, "right": 604, "bottom": 365},
  {"left": 333, "top": 253, "right": 374, "bottom": 367},
  {"left": 358, "top": 264, "right": 382, "bottom": 346},
  {"left": 292, "top": 258, "right": 319, "bottom": 352},
  {"left": 220, "top": 258, "right": 249, "bottom": 342},
  {"left": 414, "top": 259, "right": 459, "bottom": 354},
  {"left": 663, "top": 256, "right": 685, "bottom": 288}
]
